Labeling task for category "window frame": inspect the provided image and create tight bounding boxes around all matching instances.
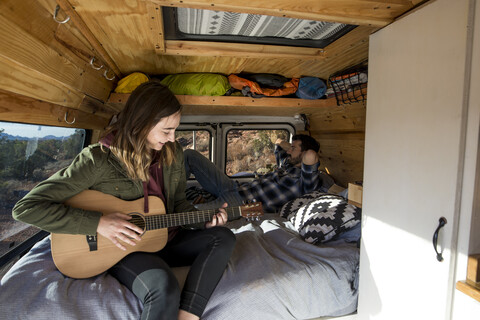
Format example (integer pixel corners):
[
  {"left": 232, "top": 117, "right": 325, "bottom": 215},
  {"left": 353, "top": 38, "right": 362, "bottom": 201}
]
[
  {"left": 176, "top": 124, "right": 215, "bottom": 162},
  {"left": 162, "top": 7, "right": 357, "bottom": 49}
]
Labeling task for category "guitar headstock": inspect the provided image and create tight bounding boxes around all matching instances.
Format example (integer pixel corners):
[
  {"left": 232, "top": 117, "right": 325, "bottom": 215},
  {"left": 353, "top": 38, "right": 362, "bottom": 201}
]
[{"left": 239, "top": 202, "right": 264, "bottom": 220}]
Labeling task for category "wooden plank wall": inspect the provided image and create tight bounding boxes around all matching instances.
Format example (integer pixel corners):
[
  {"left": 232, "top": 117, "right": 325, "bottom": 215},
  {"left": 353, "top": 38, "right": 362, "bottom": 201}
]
[
  {"left": 309, "top": 102, "right": 366, "bottom": 187},
  {"left": 316, "top": 131, "right": 365, "bottom": 188}
]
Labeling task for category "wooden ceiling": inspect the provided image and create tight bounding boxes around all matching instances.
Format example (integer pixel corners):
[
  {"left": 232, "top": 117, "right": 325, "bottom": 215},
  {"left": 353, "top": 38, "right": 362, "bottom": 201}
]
[
  {"left": 0, "top": 0, "right": 428, "bottom": 130},
  {"left": 56, "top": 0, "right": 426, "bottom": 80},
  {"left": 0, "top": 0, "right": 427, "bottom": 185}
]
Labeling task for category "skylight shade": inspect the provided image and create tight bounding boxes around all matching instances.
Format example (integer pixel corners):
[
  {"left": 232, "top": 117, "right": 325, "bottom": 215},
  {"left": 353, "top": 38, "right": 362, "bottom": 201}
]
[{"left": 177, "top": 8, "right": 349, "bottom": 41}]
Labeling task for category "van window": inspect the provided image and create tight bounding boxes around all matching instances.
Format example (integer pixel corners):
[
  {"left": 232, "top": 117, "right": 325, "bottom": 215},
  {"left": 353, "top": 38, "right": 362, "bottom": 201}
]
[
  {"left": 176, "top": 129, "right": 211, "bottom": 159},
  {"left": 0, "top": 122, "right": 86, "bottom": 258},
  {"left": 163, "top": 7, "right": 356, "bottom": 49},
  {"left": 226, "top": 129, "right": 289, "bottom": 177}
]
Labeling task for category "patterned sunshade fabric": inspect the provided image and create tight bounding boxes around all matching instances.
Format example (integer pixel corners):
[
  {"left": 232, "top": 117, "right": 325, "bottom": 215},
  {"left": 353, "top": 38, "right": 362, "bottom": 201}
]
[{"left": 177, "top": 8, "right": 350, "bottom": 40}]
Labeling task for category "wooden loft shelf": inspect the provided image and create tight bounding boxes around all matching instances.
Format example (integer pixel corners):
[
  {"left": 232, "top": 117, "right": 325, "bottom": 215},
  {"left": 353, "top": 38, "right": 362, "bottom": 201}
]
[
  {"left": 456, "top": 254, "right": 480, "bottom": 303},
  {"left": 107, "top": 93, "right": 339, "bottom": 109},
  {"left": 107, "top": 93, "right": 343, "bottom": 117},
  {"left": 456, "top": 281, "right": 480, "bottom": 302}
]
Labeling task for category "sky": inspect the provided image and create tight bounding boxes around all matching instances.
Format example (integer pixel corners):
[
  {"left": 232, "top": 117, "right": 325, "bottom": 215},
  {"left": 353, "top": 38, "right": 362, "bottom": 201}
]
[{"left": 0, "top": 121, "right": 78, "bottom": 138}]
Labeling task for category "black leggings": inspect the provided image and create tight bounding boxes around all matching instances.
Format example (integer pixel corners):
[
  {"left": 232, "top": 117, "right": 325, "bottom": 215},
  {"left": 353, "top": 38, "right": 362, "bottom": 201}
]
[{"left": 109, "top": 227, "right": 236, "bottom": 320}]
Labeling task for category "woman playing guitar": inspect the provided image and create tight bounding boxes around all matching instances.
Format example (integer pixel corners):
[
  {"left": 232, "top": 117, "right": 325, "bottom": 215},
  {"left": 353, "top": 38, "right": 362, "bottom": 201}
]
[{"left": 12, "top": 80, "right": 236, "bottom": 320}]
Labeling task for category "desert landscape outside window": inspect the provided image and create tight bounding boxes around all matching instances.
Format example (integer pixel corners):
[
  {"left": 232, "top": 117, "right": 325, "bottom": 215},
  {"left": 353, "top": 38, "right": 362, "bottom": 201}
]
[
  {"left": 226, "top": 129, "right": 289, "bottom": 177},
  {"left": 176, "top": 129, "right": 211, "bottom": 158},
  {"left": 0, "top": 122, "right": 86, "bottom": 258}
]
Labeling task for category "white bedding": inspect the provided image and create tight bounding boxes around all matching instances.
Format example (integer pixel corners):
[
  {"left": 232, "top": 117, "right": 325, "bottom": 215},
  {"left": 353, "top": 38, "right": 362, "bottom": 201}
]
[{"left": 0, "top": 214, "right": 360, "bottom": 320}]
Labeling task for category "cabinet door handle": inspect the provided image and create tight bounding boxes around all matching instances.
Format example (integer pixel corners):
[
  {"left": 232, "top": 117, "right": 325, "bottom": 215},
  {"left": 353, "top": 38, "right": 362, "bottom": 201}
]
[{"left": 432, "top": 217, "right": 447, "bottom": 262}]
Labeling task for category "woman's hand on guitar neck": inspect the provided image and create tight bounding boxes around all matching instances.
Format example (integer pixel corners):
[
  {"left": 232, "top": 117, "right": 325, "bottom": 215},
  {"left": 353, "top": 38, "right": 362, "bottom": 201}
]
[
  {"left": 205, "top": 203, "right": 228, "bottom": 229},
  {"left": 97, "top": 213, "right": 144, "bottom": 251}
]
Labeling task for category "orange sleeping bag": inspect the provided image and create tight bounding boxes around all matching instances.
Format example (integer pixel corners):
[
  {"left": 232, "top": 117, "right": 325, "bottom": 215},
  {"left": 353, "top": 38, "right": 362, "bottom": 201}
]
[{"left": 228, "top": 74, "right": 299, "bottom": 97}]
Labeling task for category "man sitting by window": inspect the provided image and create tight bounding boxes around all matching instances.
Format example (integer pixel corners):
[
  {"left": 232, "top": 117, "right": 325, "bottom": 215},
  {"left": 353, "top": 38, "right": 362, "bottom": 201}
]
[{"left": 184, "top": 134, "right": 321, "bottom": 213}]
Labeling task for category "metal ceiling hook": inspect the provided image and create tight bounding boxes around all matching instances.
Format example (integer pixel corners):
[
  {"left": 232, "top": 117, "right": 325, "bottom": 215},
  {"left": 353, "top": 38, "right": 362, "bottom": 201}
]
[
  {"left": 64, "top": 111, "right": 76, "bottom": 125},
  {"left": 53, "top": 5, "right": 70, "bottom": 24},
  {"left": 90, "top": 57, "right": 104, "bottom": 70},
  {"left": 104, "top": 69, "right": 115, "bottom": 81}
]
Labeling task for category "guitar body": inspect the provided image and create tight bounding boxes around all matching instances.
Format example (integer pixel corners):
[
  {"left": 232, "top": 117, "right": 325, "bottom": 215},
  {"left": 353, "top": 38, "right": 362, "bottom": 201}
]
[{"left": 51, "top": 190, "right": 168, "bottom": 279}]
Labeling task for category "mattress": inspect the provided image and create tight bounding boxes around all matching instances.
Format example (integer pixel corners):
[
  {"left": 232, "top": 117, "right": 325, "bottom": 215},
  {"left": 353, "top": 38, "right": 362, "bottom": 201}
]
[{"left": 0, "top": 214, "right": 360, "bottom": 320}]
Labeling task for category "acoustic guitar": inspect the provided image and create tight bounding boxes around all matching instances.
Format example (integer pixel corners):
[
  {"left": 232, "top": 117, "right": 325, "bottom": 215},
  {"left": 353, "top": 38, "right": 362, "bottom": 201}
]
[{"left": 51, "top": 190, "right": 263, "bottom": 279}]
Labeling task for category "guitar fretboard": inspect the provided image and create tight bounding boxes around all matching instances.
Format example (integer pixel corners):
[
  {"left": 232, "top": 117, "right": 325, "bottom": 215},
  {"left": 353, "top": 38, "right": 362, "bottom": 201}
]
[{"left": 133, "top": 207, "right": 242, "bottom": 230}]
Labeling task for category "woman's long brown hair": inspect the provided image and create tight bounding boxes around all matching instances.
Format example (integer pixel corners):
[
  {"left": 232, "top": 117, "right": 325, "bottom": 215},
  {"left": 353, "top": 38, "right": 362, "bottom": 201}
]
[{"left": 102, "top": 80, "right": 182, "bottom": 182}]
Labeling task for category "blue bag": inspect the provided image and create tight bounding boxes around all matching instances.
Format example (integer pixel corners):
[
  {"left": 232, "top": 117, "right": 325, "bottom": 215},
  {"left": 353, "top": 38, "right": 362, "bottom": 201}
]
[{"left": 295, "top": 77, "right": 327, "bottom": 100}]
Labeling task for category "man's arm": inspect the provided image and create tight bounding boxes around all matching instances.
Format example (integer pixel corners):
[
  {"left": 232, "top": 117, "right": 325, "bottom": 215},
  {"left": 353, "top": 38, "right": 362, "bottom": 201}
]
[
  {"left": 302, "top": 149, "right": 319, "bottom": 166},
  {"left": 299, "top": 149, "right": 320, "bottom": 194},
  {"left": 274, "top": 139, "right": 290, "bottom": 167},
  {"left": 275, "top": 138, "right": 291, "bottom": 151},
  {"left": 300, "top": 151, "right": 321, "bottom": 194}
]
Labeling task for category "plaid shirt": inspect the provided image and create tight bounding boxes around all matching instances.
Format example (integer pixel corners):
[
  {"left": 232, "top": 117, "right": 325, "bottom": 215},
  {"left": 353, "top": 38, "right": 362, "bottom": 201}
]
[{"left": 237, "top": 146, "right": 320, "bottom": 212}]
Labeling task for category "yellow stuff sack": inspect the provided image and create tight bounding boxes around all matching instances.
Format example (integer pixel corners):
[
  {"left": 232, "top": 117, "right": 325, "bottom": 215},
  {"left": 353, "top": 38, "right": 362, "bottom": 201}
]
[
  {"left": 114, "top": 72, "right": 149, "bottom": 93},
  {"left": 160, "top": 73, "right": 231, "bottom": 96}
]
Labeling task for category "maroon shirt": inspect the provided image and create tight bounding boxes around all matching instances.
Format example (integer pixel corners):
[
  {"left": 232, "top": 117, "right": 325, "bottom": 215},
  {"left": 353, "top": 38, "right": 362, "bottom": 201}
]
[{"left": 146, "top": 153, "right": 166, "bottom": 204}]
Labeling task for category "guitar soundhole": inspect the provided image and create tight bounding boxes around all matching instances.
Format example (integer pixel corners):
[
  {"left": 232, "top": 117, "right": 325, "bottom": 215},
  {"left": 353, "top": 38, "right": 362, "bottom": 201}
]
[{"left": 129, "top": 213, "right": 146, "bottom": 236}]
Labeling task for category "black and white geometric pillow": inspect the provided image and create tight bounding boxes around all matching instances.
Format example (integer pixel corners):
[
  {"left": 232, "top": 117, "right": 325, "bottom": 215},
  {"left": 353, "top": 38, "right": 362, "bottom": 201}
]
[
  {"left": 280, "top": 192, "right": 344, "bottom": 228},
  {"left": 299, "top": 202, "right": 361, "bottom": 244},
  {"left": 279, "top": 191, "right": 330, "bottom": 220},
  {"left": 280, "top": 192, "right": 361, "bottom": 244}
]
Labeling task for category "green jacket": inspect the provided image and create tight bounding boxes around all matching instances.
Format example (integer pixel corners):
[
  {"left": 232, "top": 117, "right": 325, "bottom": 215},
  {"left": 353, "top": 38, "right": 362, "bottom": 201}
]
[{"left": 12, "top": 142, "right": 197, "bottom": 235}]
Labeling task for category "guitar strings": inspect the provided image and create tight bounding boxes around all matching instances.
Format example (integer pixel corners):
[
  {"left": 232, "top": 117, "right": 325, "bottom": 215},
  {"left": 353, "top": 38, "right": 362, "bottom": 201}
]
[
  {"left": 127, "top": 207, "right": 243, "bottom": 230},
  {"left": 127, "top": 203, "right": 262, "bottom": 232}
]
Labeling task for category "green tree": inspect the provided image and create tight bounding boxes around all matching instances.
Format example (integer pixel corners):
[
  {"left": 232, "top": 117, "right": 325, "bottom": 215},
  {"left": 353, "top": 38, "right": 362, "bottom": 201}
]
[
  {"left": 252, "top": 131, "right": 274, "bottom": 155},
  {"left": 63, "top": 129, "right": 85, "bottom": 159}
]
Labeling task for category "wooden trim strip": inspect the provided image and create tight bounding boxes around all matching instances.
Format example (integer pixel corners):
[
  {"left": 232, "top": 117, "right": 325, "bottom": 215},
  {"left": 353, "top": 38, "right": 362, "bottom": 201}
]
[
  {"left": 164, "top": 40, "right": 326, "bottom": 60},
  {"left": 146, "top": 1, "right": 166, "bottom": 53},
  {"left": 108, "top": 93, "right": 339, "bottom": 108},
  {"left": 150, "top": 0, "right": 414, "bottom": 27}
]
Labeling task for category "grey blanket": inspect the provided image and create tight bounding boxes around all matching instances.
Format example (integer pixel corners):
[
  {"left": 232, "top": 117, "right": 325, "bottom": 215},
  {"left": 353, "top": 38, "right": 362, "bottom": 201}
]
[{"left": 0, "top": 214, "right": 359, "bottom": 320}]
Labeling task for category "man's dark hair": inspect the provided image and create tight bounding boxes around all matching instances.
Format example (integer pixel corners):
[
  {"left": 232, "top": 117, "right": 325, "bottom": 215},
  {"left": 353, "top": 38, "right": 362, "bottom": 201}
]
[{"left": 292, "top": 134, "right": 320, "bottom": 153}]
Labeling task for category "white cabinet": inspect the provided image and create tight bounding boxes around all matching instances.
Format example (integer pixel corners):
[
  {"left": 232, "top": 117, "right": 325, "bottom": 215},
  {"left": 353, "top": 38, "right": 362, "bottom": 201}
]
[{"left": 358, "top": 0, "right": 480, "bottom": 319}]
